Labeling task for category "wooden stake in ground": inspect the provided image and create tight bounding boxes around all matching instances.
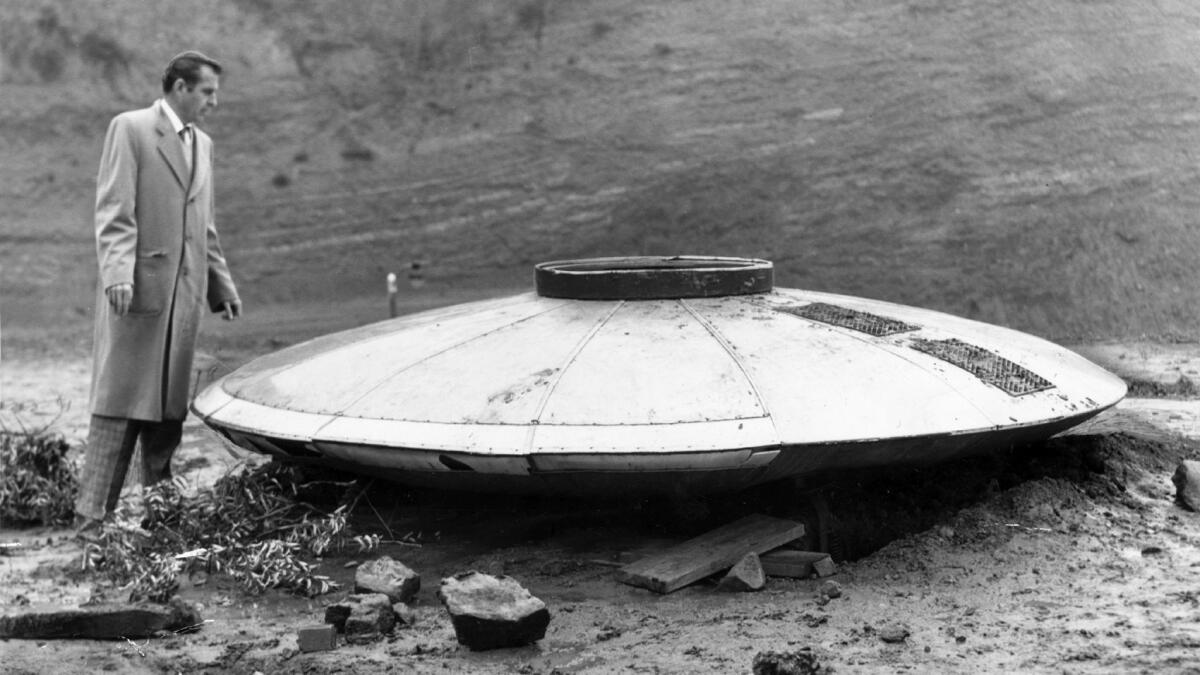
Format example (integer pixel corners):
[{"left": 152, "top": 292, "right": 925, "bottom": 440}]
[{"left": 617, "top": 514, "right": 805, "bottom": 594}]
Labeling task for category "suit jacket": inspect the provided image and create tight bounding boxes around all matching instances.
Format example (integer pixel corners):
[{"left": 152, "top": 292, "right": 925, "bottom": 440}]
[{"left": 90, "top": 103, "right": 239, "bottom": 421}]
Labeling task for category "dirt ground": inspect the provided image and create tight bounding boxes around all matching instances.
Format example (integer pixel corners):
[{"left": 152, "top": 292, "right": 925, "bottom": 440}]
[
  {"left": 3, "top": 336, "right": 1200, "bottom": 674},
  {"left": 6, "top": 0, "right": 1200, "bottom": 672}
]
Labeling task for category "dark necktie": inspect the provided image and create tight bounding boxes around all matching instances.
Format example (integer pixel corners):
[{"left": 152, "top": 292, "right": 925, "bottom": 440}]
[{"left": 179, "top": 126, "right": 193, "bottom": 172}]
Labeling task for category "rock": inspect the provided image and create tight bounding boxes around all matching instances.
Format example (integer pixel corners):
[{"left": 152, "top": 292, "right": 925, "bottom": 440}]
[
  {"left": 817, "top": 580, "right": 842, "bottom": 599},
  {"left": 1173, "top": 460, "right": 1200, "bottom": 511},
  {"left": 751, "top": 648, "right": 824, "bottom": 674},
  {"left": 438, "top": 571, "right": 550, "bottom": 651},
  {"left": 393, "top": 603, "right": 417, "bottom": 627},
  {"left": 355, "top": 555, "right": 421, "bottom": 604},
  {"left": 718, "top": 552, "right": 765, "bottom": 592},
  {"left": 812, "top": 556, "right": 837, "bottom": 578},
  {"left": 0, "top": 597, "right": 201, "bottom": 640},
  {"left": 879, "top": 623, "right": 911, "bottom": 643},
  {"left": 323, "top": 604, "right": 351, "bottom": 632},
  {"left": 342, "top": 593, "right": 396, "bottom": 644},
  {"left": 297, "top": 624, "right": 336, "bottom": 652}
]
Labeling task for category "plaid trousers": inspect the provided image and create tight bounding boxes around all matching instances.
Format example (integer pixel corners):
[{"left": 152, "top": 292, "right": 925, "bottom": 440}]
[{"left": 75, "top": 415, "right": 183, "bottom": 521}]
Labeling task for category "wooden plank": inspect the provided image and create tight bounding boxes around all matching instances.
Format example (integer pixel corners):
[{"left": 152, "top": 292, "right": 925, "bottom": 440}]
[
  {"left": 760, "top": 549, "right": 832, "bottom": 578},
  {"left": 0, "top": 600, "right": 202, "bottom": 640},
  {"left": 616, "top": 514, "right": 805, "bottom": 594}
]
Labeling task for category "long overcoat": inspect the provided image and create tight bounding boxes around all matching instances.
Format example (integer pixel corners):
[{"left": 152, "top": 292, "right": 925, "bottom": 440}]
[{"left": 90, "top": 103, "right": 239, "bottom": 421}]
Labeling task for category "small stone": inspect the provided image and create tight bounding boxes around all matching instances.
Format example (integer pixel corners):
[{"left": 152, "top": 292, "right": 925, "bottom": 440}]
[
  {"left": 342, "top": 593, "right": 396, "bottom": 644},
  {"left": 438, "top": 571, "right": 550, "bottom": 651},
  {"left": 1173, "top": 461, "right": 1200, "bottom": 511},
  {"left": 355, "top": 556, "right": 420, "bottom": 604},
  {"left": 879, "top": 623, "right": 910, "bottom": 643},
  {"left": 393, "top": 603, "right": 417, "bottom": 627},
  {"left": 751, "top": 648, "right": 823, "bottom": 674},
  {"left": 817, "top": 580, "right": 842, "bottom": 599},
  {"left": 297, "top": 624, "right": 336, "bottom": 652},
  {"left": 812, "top": 556, "right": 837, "bottom": 578},
  {"left": 718, "top": 552, "right": 765, "bottom": 592}
]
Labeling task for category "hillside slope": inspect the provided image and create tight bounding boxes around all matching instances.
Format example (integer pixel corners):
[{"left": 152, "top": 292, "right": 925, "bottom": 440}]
[{"left": 3, "top": 0, "right": 1199, "bottom": 349}]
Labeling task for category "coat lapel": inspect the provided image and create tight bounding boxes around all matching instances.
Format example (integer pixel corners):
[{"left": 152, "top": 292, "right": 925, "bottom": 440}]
[
  {"left": 187, "top": 133, "right": 210, "bottom": 201},
  {"left": 154, "top": 110, "right": 189, "bottom": 190}
]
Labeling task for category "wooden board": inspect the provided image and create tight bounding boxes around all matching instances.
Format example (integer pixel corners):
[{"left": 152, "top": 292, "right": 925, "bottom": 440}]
[
  {"left": 0, "top": 600, "right": 201, "bottom": 639},
  {"left": 760, "top": 549, "right": 832, "bottom": 578},
  {"left": 616, "top": 514, "right": 805, "bottom": 594}
]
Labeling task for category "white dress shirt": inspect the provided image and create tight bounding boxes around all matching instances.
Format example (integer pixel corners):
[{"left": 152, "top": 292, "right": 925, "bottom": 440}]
[{"left": 157, "top": 98, "right": 192, "bottom": 172}]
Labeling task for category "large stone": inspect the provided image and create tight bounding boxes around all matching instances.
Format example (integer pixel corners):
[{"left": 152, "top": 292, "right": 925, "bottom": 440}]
[
  {"left": 438, "top": 571, "right": 550, "bottom": 651},
  {"left": 335, "top": 593, "right": 396, "bottom": 644},
  {"left": 354, "top": 556, "right": 421, "bottom": 604},
  {"left": 718, "top": 552, "right": 765, "bottom": 592},
  {"left": 1173, "top": 460, "right": 1200, "bottom": 511},
  {"left": 323, "top": 604, "right": 351, "bottom": 632},
  {"left": 0, "top": 597, "right": 201, "bottom": 640}
]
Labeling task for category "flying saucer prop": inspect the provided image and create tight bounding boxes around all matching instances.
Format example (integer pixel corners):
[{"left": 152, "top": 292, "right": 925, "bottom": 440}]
[{"left": 192, "top": 257, "right": 1126, "bottom": 495}]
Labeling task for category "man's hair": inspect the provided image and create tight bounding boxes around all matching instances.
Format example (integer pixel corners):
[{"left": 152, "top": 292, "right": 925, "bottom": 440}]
[{"left": 161, "top": 51, "right": 222, "bottom": 94}]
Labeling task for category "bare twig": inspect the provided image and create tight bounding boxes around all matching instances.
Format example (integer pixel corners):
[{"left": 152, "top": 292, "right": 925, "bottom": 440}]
[
  {"left": 343, "top": 478, "right": 375, "bottom": 514},
  {"left": 378, "top": 539, "right": 423, "bottom": 548},
  {"left": 363, "top": 491, "right": 396, "bottom": 541},
  {"left": 173, "top": 619, "right": 213, "bottom": 634},
  {"left": 122, "top": 636, "right": 147, "bottom": 657}
]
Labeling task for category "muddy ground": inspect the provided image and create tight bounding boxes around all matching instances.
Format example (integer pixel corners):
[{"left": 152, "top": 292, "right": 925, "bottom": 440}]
[{"left": 4, "top": 337, "right": 1200, "bottom": 674}]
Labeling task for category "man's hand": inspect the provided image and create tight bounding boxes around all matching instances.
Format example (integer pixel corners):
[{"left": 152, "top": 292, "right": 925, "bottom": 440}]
[
  {"left": 220, "top": 300, "right": 242, "bottom": 321},
  {"left": 106, "top": 283, "right": 133, "bottom": 316}
]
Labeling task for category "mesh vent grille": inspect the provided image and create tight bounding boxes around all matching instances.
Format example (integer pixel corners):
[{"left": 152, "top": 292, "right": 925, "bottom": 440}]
[
  {"left": 780, "top": 302, "right": 919, "bottom": 337},
  {"left": 910, "top": 338, "right": 1054, "bottom": 396}
]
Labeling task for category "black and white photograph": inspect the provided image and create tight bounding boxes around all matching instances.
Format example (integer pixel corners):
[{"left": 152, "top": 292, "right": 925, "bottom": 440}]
[{"left": 3, "top": 0, "right": 1200, "bottom": 672}]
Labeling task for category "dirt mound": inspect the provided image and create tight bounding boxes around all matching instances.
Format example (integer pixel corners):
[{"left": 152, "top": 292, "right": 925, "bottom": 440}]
[{"left": 793, "top": 431, "right": 1198, "bottom": 562}]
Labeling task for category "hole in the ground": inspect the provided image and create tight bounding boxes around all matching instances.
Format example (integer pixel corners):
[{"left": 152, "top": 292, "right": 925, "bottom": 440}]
[{"left": 274, "top": 431, "right": 1199, "bottom": 574}]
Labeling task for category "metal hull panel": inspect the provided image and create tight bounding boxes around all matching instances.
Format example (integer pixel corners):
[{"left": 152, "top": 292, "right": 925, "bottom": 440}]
[
  {"left": 211, "top": 409, "right": 1100, "bottom": 496},
  {"left": 193, "top": 283, "right": 1126, "bottom": 494}
]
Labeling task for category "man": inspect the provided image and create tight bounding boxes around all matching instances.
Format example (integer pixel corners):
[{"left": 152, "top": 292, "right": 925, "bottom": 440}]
[{"left": 75, "top": 51, "right": 242, "bottom": 531}]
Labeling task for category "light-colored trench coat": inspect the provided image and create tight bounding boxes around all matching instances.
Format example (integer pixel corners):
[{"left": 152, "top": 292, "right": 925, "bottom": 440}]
[{"left": 90, "top": 103, "right": 239, "bottom": 421}]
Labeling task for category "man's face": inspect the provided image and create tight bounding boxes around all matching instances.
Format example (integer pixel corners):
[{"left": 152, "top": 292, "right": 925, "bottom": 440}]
[{"left": 174, "top": 65, "right": 219, "bottom": 125}]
